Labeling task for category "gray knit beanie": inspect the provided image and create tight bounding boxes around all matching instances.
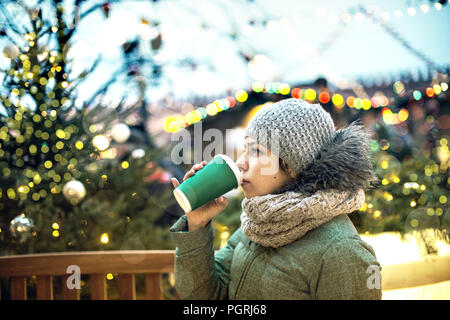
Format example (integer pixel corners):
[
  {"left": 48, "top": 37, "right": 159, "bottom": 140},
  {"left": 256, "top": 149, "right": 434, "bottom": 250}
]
[{"left": 245, "top": 98, "right": 336, "bottom": 175}]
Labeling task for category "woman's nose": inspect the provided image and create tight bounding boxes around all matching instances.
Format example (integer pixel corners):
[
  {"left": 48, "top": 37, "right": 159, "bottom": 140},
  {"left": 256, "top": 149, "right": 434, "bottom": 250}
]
[{"left": 236, "top": 153, "right": 248, "bottom": 172}]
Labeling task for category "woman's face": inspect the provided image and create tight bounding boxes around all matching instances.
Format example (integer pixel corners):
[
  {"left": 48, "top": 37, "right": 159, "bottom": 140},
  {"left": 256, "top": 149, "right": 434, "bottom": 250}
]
[{"left": 236, "top": 136, "right": 293, "bottom": 198}]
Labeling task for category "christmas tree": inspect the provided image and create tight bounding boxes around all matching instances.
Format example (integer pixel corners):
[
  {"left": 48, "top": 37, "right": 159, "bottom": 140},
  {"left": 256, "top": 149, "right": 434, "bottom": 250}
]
[{"left": 0, "top": 0, "right": 179, "bottom": 255}]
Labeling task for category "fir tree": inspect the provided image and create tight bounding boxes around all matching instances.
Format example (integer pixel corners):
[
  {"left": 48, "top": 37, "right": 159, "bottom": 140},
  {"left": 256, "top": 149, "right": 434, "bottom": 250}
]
[{"left": 0, "top": 0, "right": 178, "bottom": 254}]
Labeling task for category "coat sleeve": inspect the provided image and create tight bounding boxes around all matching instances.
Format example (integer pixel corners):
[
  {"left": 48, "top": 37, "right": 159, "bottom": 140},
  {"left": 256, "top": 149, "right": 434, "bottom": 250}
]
[
  {"left": 169, "top": 215, "right": 241, "bottom": 300},
  {"left": 314, "top": 237, "right": 382, "bottom": 300}
]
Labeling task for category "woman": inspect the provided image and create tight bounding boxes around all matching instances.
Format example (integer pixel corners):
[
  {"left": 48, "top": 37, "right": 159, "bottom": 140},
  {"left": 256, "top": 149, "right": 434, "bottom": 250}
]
[{"left": 170, "top": 98, "right": 382, "bottom": 300}]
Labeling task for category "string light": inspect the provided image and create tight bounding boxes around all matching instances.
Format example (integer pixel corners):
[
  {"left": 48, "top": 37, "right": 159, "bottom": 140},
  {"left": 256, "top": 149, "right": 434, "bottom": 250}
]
[
  {"left": 163, "top": 77, "right": 447, "bottom": 133},
  {"left": 92, "top": 135, "right": 109, "bottom": 151},
  {"left": 100, "top": 233, "right": 109, "bottom": 244}
]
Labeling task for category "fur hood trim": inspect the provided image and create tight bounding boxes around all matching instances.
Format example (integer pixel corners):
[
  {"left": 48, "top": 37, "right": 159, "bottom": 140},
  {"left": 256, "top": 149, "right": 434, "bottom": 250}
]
[{"left": 274, "top": 119, "right": 380, "bottom": 195}]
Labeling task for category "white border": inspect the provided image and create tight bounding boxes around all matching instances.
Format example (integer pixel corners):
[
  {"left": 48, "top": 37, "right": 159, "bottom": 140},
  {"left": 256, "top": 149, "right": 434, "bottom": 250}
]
[
  {"left": 215, "top": 154, "right": 242, "bottom": 188},
  {"left": 173, "top": 188, "right": 192, "bottom": 213}
]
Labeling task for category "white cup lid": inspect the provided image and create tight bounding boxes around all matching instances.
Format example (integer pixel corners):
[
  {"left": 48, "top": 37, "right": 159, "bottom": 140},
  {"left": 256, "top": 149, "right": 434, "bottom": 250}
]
[{"left": 173, "top": 188, "right": 192, "bottom": 213}]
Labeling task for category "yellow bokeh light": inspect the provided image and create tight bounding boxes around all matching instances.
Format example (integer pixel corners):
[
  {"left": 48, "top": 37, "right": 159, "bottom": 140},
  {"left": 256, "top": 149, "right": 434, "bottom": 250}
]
[
  {"left": 410, "top": 200, "right": 416, "bottom": 207},
  {"left": 206, "top": 103, "right": 218, "bottom": 116},
  {"left": 193, "top": 109, "right": 202, "bottom": 121},
  {"left": 433, "top": 84, "right": 441, "bottom": 95},
  {"left": 235, "top": 90, "right": 248, "bottom": 102},
  {"left": 33, "top": 173, "right": 42, "bottom": 184},
  {"left": 304, "top": 88, "right": 316, "bottom": 101},
  {"left": 184, "top": 112, "right": 195, "bottom": 124},
  {"left": 106, "top": 273, "right": 114, "bottom": 280},
  {"left": 56, "top": 129, "right": 65, "bottom": 139},
  {"left": 384, "top": 192, "right": 393, "bottom": 201},
  {"left": 52, "top": 230, "right": 59, "bottom": 237},
  {"left": 18, "top": 185, "right": 30, "bottom": 193},
  {"left": 163, "top": 116, "right": 185, "bottom": 133},
  {"left": 121, "top": 161, "right": 129, "bottom": 169},
  {"left": 280, "top": 83, "right": 290, "bottom": 95},
  {"left": 362, "top": 99, "right": 372, "bottom": 110},
  {"left": 52, "top": 222, "right": 59, "bottom": 230},
  {"left": 332, "top": 94, "right": 344, "bottom": 108},
  {"left": 75, "top": 141, "right": 83, "bottom": 150},
  {"left": 252, "top": 81, "right": 264, "bottom": 92},
  {"left": 89, "top": 125, "right": 97, "bottom": 133},
  {"left": 44, "top": 160, "right": 53, "bottom": 169},
  {"left": 100, "top": 233, "right": 109, "bottom": 244},
  {"left": 360, "top": 202, "right": 367, "bottom": 211},
  {"left": 398, "top": 109, "right": 409, "bottom": 122},
  {"left": 373, "top": 210, "right": 382, "bottom": 219}
]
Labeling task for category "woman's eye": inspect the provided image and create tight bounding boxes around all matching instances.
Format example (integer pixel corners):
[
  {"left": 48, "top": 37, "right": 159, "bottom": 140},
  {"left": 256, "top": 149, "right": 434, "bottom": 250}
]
[{"left": 250, "top": 148, "right": 260, "bottom": 155}]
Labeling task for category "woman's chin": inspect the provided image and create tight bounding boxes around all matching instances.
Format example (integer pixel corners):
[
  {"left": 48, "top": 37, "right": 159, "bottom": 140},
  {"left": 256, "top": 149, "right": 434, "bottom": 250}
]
[{"left": 243, "top": 191, "right": 258, "bottom": 199}]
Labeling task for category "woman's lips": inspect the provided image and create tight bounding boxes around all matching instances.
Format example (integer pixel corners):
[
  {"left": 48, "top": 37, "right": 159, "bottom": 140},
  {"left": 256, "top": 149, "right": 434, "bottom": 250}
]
[{"left": 241, "top": 179, "right": 250, "bottom": 187}]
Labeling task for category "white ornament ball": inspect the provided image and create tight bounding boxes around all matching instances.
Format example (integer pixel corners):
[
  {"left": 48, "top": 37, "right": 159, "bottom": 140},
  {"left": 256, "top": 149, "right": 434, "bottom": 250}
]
[
  {"left": 3, "top": 45, "right": 19, "bottom": 60},
  {"left": 10, "top": 214, "right": 34, "bottom": 242},
  {"left": 131, "top": 148, "right": 145, "bottom": 159},
  {"left": 63, "top": 180, "right": 87, "bottom": 205},
  {"left": 111, "top": 123, "right": 131, "bottom": 143}
]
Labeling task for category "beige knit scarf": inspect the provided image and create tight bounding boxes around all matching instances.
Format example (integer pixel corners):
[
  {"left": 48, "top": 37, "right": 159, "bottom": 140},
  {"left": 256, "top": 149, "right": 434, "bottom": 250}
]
[{"left": 240, "top": 188, "right": 365, "bottom": 248}]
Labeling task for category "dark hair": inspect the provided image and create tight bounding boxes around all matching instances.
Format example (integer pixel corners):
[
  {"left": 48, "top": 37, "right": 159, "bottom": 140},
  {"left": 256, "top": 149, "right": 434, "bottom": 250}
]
[{"left": 279, "top": 158, "right": 296, "bottom": 179}]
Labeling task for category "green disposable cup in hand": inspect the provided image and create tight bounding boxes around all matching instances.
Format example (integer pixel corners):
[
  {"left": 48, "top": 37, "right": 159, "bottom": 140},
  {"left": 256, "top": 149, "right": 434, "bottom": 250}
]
[{"left": 173, "top": 154, "right": 242, "bottom": 213}]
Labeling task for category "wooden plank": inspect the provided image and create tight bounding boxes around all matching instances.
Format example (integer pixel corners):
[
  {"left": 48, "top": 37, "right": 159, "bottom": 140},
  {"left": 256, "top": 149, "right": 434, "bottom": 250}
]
[
  {"left": 118, "top": 274, "right": 135, "bottom": 300},
  {"left": 0, "top": 250, "right": 175, "bottom": 277},
  {"left": 10, "top": 276, "right": 27, "bottom": 300},
  {"left": 36, "top": 275, "right": 53, "bottom": 300},
  {"left": 382, "top": 254, "right": 450, "bottom": 290},
  {"left": 90, "top": 273, "right": 107, "bottom": 300},
  {"left": 145, "top": 273, "right": 162, "bottom": 300},
  {"left": 62, "top": 275, "right": 80, "bottom": 300}
]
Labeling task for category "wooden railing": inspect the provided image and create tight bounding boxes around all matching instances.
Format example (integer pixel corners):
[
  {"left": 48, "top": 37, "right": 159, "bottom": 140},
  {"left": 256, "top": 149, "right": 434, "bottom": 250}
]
[
  {"left": 1, "top": 250, "right": 449, "bottom": 299},
  {"left": 0, "top": 250, "right": 176, "bottom": 300}
]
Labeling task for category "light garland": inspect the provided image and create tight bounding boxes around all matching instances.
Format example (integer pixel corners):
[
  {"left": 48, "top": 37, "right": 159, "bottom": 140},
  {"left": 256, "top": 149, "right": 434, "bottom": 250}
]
[{"left": 163, "top": 79, "right": 449, "bottom": 133}]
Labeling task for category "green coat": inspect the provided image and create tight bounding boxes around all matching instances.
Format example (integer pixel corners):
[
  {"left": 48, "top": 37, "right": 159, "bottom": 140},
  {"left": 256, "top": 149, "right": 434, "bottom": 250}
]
[{"left": 169, "top": 214, "right": 382, "bottom": 300}]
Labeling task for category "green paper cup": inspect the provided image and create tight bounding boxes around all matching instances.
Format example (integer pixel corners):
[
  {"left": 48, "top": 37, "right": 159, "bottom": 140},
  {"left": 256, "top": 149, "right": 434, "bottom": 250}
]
[{"left": 173, "top": 154, "right": 242, "bottom": 213}]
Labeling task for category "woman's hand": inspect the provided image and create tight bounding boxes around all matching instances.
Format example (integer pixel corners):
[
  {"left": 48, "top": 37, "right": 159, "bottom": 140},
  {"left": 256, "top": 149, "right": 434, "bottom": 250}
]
[{"left": 171, "top": 161, "right": 229, "bottom": 231}]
